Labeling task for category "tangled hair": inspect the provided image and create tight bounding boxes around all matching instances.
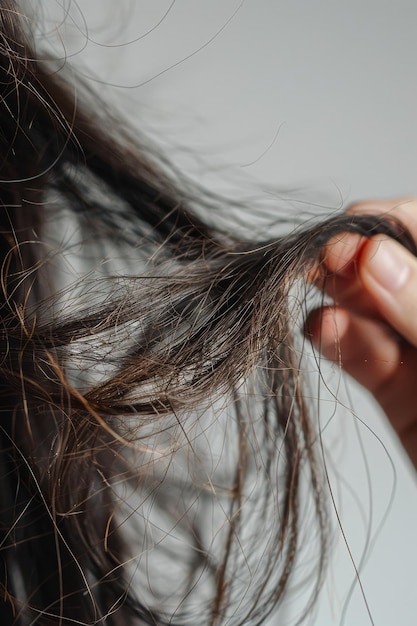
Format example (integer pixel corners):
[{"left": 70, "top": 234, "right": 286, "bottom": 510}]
[{"left": 0, "top": 2, "right": 414, "bottom": 625}]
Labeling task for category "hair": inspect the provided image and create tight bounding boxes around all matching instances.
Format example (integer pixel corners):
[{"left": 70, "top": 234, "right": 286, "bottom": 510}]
[{"left": 0, "top": 2, "right": 413, "bottom": 625}]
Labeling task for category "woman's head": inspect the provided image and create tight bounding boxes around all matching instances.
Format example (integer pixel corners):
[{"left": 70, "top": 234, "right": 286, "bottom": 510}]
[{"left": 0, "top": 3, "right": 413, "bottom": 625}]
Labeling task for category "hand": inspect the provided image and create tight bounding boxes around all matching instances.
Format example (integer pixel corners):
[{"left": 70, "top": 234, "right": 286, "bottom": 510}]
[{"left": 306, "top": 197, "right": 417, "bottom": 468}]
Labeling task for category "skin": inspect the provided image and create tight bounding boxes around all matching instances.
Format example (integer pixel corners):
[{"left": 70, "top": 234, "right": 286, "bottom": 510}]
[{"left": 307, "top": 197, "right": 417, "bottom": 468}]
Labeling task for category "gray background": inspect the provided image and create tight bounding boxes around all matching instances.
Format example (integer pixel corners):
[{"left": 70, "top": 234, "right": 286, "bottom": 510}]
[{"left": 36, "top": 1, "right": 417, "bottom": 624}]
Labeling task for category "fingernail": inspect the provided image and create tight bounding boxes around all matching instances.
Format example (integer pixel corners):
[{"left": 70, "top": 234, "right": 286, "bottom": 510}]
[{"left": 364, "top": 239, "right": 410, "bottom": 291}]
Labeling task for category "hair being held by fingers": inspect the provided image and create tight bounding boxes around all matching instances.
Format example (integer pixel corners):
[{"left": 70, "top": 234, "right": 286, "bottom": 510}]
[{"left": 0, "top": 3, "right": 415, "bottom": 625}]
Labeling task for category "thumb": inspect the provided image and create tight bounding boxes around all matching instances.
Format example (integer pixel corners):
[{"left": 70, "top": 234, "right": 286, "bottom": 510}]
[{"left": 359, "top": 236, "right": 417, "bottom": 346}]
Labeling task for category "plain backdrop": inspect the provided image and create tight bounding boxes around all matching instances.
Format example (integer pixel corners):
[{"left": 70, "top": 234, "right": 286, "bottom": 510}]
[{"left": 35, "top": 2, "right": 417, "bottom": 624}]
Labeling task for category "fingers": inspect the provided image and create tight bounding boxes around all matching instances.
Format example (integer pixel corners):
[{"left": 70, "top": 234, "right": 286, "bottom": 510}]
[
  {"left": 306, "top": 306, "right": 401, "bottom": 394},
  {"left": 311, "top": 216, "right": 417, "bottom": 369},
  {"left": 318, "top": 196, "right": 417, "bottom": 340},
  {"left": 322, "top": 234, "right": 417, "bottom": 340},
  {"left": 308, "top": 196, "right": 417, "bottom": 468},
  {"left": 313, "top": 196, "right": 417, "bottom": 319}
]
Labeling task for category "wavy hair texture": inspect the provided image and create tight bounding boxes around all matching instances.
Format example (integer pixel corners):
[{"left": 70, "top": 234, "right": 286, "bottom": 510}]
[{"left": 0, "top": 2, "right": 414, "bottom": 625}]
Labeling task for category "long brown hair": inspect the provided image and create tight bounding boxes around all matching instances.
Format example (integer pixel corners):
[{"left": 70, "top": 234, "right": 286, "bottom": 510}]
[{"left": 0, "top": 2, "right": 413, "bottom": 625}]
